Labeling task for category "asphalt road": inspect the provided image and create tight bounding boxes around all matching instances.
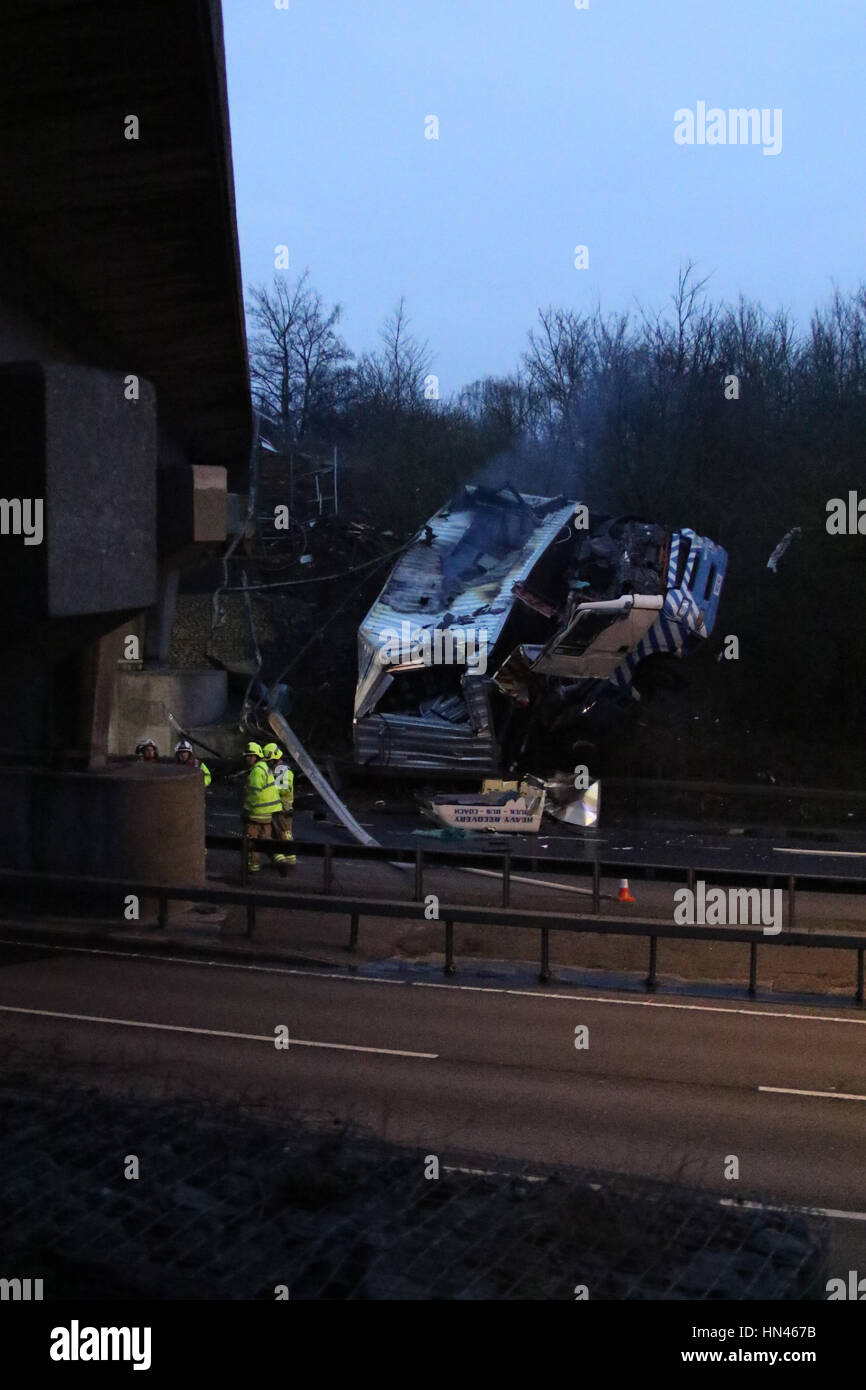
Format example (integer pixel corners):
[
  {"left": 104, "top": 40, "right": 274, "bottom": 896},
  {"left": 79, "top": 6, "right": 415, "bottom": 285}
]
[
  {"left": 3, "top": 942, "right": 866, "bottom": 1222},
  {"left": 208, "top": 789, "right": 866, "bottom": 883}
]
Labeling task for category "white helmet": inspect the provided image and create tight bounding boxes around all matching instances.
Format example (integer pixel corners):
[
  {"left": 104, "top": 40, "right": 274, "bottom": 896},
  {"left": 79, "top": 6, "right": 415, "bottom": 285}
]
[{"left": 175, "top": 739, "right": 193, "bottom": 757}]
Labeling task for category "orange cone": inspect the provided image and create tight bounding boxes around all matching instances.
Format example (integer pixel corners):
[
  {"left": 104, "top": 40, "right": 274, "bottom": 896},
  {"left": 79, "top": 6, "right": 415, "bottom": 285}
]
[{"left": 617, "top": 877, "right": 635, "bottom": 903}]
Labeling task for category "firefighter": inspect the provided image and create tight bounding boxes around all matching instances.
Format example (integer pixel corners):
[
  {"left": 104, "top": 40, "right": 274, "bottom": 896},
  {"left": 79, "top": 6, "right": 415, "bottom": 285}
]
[
  {"left": 135, "top": 738, "right": 159, "bottom": 762},
  {"left": 243, "top": 741, "right": 282, "bottom": 874},
  {"left": 263, "top": 741, "right": 296, "bottom": 868},
  {"left": 175, "top": 738, "right": 211, "bottom": 788}
]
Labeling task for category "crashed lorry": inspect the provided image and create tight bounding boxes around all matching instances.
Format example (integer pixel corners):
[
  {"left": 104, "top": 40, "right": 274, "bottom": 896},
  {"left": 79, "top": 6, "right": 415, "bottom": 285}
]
[{"left": 353, "top": 484, "right": 727, "bottom": 778}]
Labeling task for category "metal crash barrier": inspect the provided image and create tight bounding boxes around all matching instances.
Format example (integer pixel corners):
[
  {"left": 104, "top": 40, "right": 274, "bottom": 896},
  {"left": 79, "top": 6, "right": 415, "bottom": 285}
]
[
  {"left": 2, "top": 862, "right": 866, "bottom": 1004},
  {"left": 217, "top": 831, "right": 866, "bottom": 934}
]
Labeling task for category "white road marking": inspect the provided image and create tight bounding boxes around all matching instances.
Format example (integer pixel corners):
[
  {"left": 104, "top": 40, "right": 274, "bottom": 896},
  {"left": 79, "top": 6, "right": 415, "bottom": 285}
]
[
  {"left": 759, "top": 1084, "right": 866, "bottom": 1102},
  {"left": 775, "top": 847, "right": 866, "bottom": 859},
  {"left": 719, "top": 1197, "right": 866, "bottom": 1223},
  {"left": 444, "top": 1164, "right": 545, "bottom": 1183},
  {"left": 0, "top": 939, "right": 406, "bottom": 984},
  {"left": 453, "top": 1168, "right": 866, "bottom": 1223},
  {"left": 2, "top": 940, "right": 864, "bottom": 1027},
  {"left": 388, "top": 858, "right": 599, "bottom": 898},
  {"left": 411, "top": 981, "right": 866, "bottom": 1025},
  {"left": 535, "top": 837, "right": 608, "bottom": 844},
  {"left": 0, "top": 1004, "right": 437, "bottom": 1058},
  {"left": 461, "top": 867, "right": 595, "bottom": 897}
]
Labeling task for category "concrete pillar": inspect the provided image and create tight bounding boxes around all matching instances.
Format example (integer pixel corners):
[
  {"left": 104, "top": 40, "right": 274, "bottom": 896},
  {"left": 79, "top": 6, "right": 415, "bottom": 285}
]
[
  {"left": 145, "top": 568, "right": 180, "bottom": 665},
  {"left": 79, "top": 625, "right": 126, "bottom": 770},
  {"left": 0, "top": 762, "right": 205, "bottom": 883}
]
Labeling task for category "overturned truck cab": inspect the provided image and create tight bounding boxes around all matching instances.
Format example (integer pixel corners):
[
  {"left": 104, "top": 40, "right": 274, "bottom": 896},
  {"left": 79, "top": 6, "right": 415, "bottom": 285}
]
[{"left": 353, "top": 484, "right": 726, "bottom": 775}]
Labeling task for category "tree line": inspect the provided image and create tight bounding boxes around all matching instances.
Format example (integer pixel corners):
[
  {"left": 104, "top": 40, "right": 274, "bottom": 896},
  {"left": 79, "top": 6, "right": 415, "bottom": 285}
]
[{"left": 247, "top": 266, "right": 866, "bottom": 770}]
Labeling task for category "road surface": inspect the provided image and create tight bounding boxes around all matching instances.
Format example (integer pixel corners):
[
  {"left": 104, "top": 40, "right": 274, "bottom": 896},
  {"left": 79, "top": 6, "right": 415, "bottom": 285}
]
[
  {"left": 2, "top": 941, "right": 865, "bottom": 1226},
  {"left": 208, "top": 789, "right": 866, "bottom": 883}
]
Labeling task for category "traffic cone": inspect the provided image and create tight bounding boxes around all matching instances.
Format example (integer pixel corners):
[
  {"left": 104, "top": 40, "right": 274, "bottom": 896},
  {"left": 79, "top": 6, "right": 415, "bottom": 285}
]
[{"left": 617, "top": 877, "right": 635, "bottom": 903}]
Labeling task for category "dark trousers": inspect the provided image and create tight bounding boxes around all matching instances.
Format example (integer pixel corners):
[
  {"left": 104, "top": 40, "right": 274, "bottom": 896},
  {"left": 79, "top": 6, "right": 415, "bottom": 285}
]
[
  {"left": 271, "top": 812, "right": 295, "bottom": 862},
  {"left": 244, "top": 818, "right": 274, "bottom": 868}
]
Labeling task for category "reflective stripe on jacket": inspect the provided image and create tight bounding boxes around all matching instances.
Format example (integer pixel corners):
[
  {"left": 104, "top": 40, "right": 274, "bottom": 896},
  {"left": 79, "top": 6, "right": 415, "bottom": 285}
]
[
  {"left": 273, "top": 761, "right": 294, "bottom": 812},
  {"left": 244, "top": 759, "right": 282, "bottom": 820}
]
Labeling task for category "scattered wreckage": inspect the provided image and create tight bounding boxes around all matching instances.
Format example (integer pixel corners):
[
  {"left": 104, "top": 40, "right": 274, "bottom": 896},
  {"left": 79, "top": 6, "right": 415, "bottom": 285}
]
[
  {"left": 420, "top": 773, "right": 602, "bottom": 834},
  {"left": 423, "top": 778, "right": 548, "bottom": 834},
  {"left": 354, "top": 484, "right": 727, "bottom": 823}
]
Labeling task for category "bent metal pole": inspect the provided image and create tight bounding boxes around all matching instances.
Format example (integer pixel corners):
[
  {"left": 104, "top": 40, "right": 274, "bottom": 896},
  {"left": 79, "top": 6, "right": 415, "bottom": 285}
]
[{"left": 267, "top": 711, "right": 379, "bottom": 848}]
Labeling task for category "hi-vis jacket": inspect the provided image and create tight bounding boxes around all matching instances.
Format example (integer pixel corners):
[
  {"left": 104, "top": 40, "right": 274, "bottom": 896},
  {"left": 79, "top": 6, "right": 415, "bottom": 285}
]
[
  {"left": 244, "top": 759, "right": 282, "bottom": 822},
  {"left": 272, "top": 760, "right": 294, "bottom": 813}
]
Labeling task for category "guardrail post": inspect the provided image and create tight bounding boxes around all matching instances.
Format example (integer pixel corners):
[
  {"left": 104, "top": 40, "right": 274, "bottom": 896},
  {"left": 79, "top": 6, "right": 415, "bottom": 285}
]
[
  {"left": 157, "top": 893, "right": 168, "bottom": 930},
  {"left": 646, "top": 936, "right": 658, "bottom": 991},
  {"left": 414, "top": 850, "right": 423, "bottom": 903},
  {"left": 323, "top": 843, "right": 333, "bottom": 895},
  {"left": 241, "top": 838, "right": 248, "bottom": 887},
  {"left": 787, "top": 874, "right": 796, "bottom": 930},
  {"left": 748, "top": 941, "right": 758, "bottom": 996},
  {"left": 686, "top": 866, "right": 696, "bottom": 895},
  {"left": 348, "top": 912, "right": 359, "bottom": 952},
  {"left": 444, "top": 920, "right": 455, "bottom": 975},
  {"left": 246, "top": 899, "right": 256, "bottom": 938},
  {"left": 539, "top": 927, "right": 551, "bottom": 984},
  {"left": 857, "top": 949, "right": 864, "bottom": 1006},
  {"left": 592, "top": 860, "right": 600, "bottom": 915},
  {"left": 502, "top": 853, "right": 511, "bottom": 908}
]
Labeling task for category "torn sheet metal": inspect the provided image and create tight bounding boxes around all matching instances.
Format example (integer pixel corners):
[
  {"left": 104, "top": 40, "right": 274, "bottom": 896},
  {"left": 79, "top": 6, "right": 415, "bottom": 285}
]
[
  {"left": 353, "top": 484, "right": 727, "bottom": 774},
  {"left": 766, "top": 526, "right": 802, "bottom": 573},
  {"left": 544, "top": 775, "right": 601, "bottom": 828}
]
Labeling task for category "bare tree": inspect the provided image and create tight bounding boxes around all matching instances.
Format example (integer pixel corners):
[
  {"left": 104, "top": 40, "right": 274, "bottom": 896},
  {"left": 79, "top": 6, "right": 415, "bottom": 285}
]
[
  {"left": 247, "top": 271, "right": 352, "bottom": 443},
  {"left": 457, "top": 374, "right": 537, "bottom": 436},
  {"left": 523, "top": 307, "right": 594, "bottom": 440},
  {"left": 356, "top": 298, "right": 432, "bottom": 411}
]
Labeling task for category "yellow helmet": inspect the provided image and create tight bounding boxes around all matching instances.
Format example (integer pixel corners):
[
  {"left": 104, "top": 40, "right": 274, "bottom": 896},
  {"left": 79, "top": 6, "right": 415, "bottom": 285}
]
[
  {"left": 262, "top": 741, "right": 281, "bottom": 762},
  {"left": 246, "top": 741, "right": 264, "bottom": 758}
]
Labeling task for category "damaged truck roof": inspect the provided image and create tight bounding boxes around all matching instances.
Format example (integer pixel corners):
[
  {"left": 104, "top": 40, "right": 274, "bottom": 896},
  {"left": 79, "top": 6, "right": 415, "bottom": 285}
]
[{"left": 354, "top": 484, "right": 727, "bottom": 774}]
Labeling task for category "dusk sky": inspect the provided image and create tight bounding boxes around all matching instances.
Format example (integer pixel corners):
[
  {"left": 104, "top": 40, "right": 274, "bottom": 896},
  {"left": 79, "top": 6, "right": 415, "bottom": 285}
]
[{"left": 223, "top": 0, "right": 865, "bottom": 397}]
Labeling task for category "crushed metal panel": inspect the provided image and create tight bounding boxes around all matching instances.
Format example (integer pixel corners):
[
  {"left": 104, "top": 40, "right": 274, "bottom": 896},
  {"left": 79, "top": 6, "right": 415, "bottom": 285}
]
[
  {"left": 356, "top": 485, "right": 576, "bottom": 675},
  {"left": 532, "top": 595, "right": 664, "bottom": 679},
  {"left": 462, "top": 672, "right": 494, "bottom": 732},
  {"left": 354, "top": 712, "right": 498, "bottom": 772},
  {"left": 353, "top": 486, "right": 728, "bottom": 774},
  {"left": 354, "top": 632, "right": 393, "bottom": 719}
]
